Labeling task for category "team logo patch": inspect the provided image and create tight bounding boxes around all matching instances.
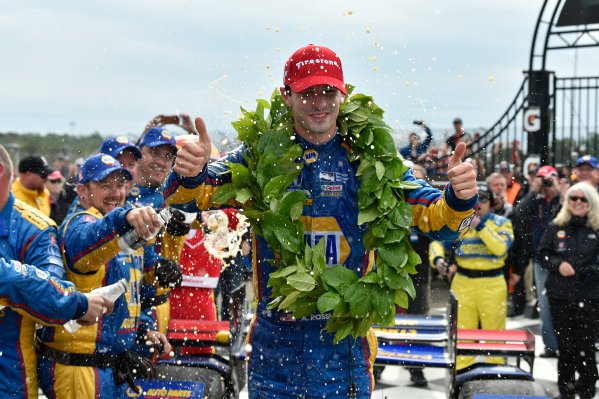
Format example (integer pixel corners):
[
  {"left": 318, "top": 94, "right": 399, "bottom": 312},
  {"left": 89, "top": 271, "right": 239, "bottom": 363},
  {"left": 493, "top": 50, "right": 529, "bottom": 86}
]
[
  {"left": 303, "top": 149, "right": 318, "bottom": 163},
  {"left": 320, "top": 172, "right": 335, "bottom": 182},
  {"left": 557, "top": 230, "right": 566, "bottom": 239},
  {"left": 83, "top": 216, "right": 95, "bottom": 222},
  {"left": 101, "top": 155, "right": 116, "bottom": 166},
  {"left": 458, "top": 214, "right": 474, "bottom": 231},
  {"left": 35, "top": 269, "right": 49, "bottom": 280},
  {"left": 321, "top": 184, "right": 343, "bottom": 197},
  {"left": 130, "top": 186, "right": 140, "bottom": 197},
  {"left": 13, "top": 261, "right": 22, "bottom": 274},
  {"left": 161, "top": 130, "right": 172, "bottom": 139},
  {"left": 116, "top": 136, "right": 129, "bottom": 143}
]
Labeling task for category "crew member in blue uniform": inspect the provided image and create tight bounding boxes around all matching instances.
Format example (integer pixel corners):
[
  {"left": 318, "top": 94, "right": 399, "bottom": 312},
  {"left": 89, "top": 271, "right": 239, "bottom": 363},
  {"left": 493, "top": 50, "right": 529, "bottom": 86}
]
[{"left": 0, "top": 145, "right": 110, "bottom": 399}]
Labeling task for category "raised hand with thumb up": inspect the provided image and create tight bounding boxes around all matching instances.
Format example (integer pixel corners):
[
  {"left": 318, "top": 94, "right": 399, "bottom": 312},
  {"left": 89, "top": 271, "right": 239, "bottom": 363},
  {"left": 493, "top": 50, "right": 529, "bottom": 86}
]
[
  {"left": 174, "top": 117, "right": 213, "bottom": 177},
  {"left": 446, "top": 142, "right": 478, "bottom": 200}
]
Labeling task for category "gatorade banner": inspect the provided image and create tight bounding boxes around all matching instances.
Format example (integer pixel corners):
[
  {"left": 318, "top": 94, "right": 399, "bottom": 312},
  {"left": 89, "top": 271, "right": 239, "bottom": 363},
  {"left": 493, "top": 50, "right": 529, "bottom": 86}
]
[{"left": 123, "top": 379, "right": 205, "bottom": 398}]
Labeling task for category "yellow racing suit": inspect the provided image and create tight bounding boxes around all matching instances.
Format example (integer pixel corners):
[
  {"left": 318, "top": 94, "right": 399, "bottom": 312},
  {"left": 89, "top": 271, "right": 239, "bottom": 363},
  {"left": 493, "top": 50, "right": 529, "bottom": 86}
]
[{"left": 430, "top": 212, "right": 513, "bottom": 370}]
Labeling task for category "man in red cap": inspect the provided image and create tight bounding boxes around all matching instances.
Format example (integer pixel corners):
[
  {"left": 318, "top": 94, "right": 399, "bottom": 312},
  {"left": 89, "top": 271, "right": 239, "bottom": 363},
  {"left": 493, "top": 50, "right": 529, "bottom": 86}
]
[
  {"left": 164, "top": 44, "right": 478, "bottom": 398},
  {"left": 513, "top": 165, "right": 561, "bottom": 357}
]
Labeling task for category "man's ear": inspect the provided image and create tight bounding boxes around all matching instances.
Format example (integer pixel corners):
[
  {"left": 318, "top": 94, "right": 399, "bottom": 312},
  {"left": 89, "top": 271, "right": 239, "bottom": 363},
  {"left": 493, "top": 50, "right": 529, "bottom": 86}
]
[
  {"left": 76, "top": 183, "right": 87, "bottom": 202},
  {"left": 280, "top": 87, "right": 292, "bottom": 107},
  {"left": 339, "top": 93, "right": 346, "bottom": 105}
]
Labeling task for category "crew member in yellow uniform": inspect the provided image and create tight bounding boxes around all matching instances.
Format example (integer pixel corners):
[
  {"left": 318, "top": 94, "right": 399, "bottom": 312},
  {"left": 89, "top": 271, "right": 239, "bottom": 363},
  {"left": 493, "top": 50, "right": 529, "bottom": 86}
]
[
  {"left": 11, "top": 155, "right": 53, "bottom": 216},
  {"left": 37, "top": 154, "right": 171, "bottom": 399},
  {"left": 430, "top": 184, "right": 514, "bottom": 371}
]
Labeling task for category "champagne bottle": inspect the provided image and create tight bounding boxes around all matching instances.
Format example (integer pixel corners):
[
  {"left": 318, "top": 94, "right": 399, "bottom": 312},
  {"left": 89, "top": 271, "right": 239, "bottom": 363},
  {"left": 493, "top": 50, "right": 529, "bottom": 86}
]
[{"left": 63, "top": 279, "right": 129, "bottom": 333}]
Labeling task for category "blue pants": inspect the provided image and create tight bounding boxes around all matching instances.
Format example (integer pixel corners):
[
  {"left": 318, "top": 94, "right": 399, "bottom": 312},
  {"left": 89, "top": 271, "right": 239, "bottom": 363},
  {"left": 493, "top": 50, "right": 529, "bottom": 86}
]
[
  {"left": 247, "top": 312, "right": 377, "bottom": 399},
  {"left": 534, "top": 261, "right": 558, "bottom": 352}
]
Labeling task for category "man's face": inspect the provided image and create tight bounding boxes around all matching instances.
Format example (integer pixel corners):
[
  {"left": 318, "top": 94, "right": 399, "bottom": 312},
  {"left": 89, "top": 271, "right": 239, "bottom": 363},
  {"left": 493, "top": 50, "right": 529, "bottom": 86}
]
[
  {"left": 409, "top": 134, "right": 420, "bottom": 146},
  {"left": 80, "top": 172, "right": 127, "bottom": 215},
  {"left": 453, "top": 122, "right": 462, "bottom": 132},
  {"left": 117, "top": 149, "right": 139, "bottom": 182},
  {"left": 281, "top": 84, "right": 345, "bottom": 145},
  {"left": 477, "top": 196, "right": 491, "bottom": 217},
  {"left": 539, "top": 175, "right": 559, "bottom": 197},
  {"left": 489, "top": 176, "right": 507, "bottom": 197},
  {"left": 135, "top": 144, "right": 175, "bottom": 187},
  {"left": 576, "top": 164, "right": 595, "bottom": 183},
  {"left": 24, "top": 171, "right": 47, "bottom": 191}
]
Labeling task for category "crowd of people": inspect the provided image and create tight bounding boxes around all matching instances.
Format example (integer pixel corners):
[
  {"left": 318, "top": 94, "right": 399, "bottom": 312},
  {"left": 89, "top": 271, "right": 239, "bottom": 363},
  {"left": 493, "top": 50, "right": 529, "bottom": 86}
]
[{"left": 1, "top": 42, "right": 595, "bottom": 399}]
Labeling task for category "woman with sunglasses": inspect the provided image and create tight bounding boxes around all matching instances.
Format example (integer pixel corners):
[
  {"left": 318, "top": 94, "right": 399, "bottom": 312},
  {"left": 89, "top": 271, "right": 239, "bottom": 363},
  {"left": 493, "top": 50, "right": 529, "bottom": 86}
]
[{"left": 538, "top": 182, "right": 599, "bottom": 399}]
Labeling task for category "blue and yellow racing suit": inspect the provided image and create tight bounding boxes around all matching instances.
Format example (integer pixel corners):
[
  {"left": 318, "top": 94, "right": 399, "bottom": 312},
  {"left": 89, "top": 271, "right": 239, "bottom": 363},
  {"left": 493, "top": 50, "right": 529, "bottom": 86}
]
[
  {"left": 163, "top": 134, "right": 477, "bottom": 398},
  {"left": 128, "top": 184, "right": 186, "bottom": 351},
  {"left": 429, "top": 212, "right": 513, "bottom": 370},
  {"left": 38, "top": 203, "right": 144, "bottom": 399},
  {"left": 0, "top": 194, "right": 73, "bottom": 398}
]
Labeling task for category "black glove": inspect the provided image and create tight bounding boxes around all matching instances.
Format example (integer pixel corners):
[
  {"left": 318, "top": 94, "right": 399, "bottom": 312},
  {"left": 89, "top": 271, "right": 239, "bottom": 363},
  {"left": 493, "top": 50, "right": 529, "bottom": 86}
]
[
  {"left": 114, "top": 349, "right": 155, "bottom": 393},
  {"left": 165, "top": 209, "right": 192, "bottom": 236},
  {"left": 155, "top": 258, "right": 183, "bottom": 288}
]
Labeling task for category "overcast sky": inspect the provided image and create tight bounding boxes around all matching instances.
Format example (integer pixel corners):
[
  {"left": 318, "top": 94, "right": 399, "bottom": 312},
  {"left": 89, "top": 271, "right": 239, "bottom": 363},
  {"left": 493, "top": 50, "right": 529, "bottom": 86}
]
[{"left": 1, "top": 1, "right": 595, "bottom": 142}]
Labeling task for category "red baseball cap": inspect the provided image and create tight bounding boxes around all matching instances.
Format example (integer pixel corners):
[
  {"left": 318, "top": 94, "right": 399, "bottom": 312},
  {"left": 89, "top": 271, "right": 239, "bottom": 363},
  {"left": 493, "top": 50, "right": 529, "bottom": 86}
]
[
  {"left": 536, "top": 165, "right": 558, "bottom": 177},
  {"left": 283, "top": 44, "right": 346, "bottom": 94}
]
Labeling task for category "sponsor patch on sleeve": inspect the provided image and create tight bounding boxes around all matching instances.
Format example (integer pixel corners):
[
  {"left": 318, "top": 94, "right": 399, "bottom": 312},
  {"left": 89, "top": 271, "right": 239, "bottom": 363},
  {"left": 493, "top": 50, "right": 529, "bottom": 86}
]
[
  {"left": 83, "top": 216, "right": 95, "bottom": 222},
  {"left": 458, "top": 214, "right": 474, "bottom": 231}
]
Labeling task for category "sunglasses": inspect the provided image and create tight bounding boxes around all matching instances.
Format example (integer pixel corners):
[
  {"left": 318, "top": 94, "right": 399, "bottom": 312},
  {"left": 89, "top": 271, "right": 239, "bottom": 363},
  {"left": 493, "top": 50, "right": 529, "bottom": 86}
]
[
  {"left": 569, "top": 195, "right": 588, "bottom": 203},
  {"left": 48, "top": 179, "right": 63, "bottom": 184}
]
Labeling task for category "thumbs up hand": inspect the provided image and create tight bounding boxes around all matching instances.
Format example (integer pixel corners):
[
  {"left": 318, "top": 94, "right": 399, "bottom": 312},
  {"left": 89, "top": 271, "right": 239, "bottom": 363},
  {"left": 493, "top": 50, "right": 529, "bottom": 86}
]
[
  {"left": 446, "top": 142, "right": 478, "bottom": 200},
  {"left": 174, "top": 117, "right": 212, "bottom": 177}
]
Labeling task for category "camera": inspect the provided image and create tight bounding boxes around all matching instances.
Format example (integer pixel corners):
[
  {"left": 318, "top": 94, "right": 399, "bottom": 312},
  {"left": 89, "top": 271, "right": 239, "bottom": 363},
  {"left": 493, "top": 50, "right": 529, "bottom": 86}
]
[{"left": 542, "top": 178, "right": 553, "bottom": 187}]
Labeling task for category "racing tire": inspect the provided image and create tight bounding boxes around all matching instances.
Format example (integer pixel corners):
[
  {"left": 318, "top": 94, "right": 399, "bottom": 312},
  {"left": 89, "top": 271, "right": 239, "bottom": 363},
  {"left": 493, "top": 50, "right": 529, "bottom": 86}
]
[
  {"left": 155, "top": 363, "right": 226, "bottom": 398},
  {"left": 458, "top": 379, "right": 546, "bottom": 398}
]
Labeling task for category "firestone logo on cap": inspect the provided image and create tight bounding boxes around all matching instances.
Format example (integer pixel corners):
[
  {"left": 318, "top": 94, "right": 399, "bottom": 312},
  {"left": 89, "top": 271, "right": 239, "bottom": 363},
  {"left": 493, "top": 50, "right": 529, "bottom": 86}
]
[
  {"left": 116, "top": 136, "right": 129, "bottom": 143},
  {"left": 161, "top": 130, "right": 172, "bottom": 140},
  {"left": 284, "top": 45, "right": 346, "bottom": 94},
  {"left": 101, "top": 155, "right": 116, "bottom": 166}
]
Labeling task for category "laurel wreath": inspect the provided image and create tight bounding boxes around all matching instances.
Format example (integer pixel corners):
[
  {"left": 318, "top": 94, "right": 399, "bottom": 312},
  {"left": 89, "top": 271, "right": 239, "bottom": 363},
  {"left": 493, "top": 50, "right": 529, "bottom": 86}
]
[{"left": 212, "top": 86, "right": 421, "bottom": 343}]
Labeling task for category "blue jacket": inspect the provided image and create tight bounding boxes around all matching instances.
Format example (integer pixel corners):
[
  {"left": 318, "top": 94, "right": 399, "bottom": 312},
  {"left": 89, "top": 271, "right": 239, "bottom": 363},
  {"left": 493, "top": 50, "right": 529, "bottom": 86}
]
[
  {"left": 40, "top": 203, "right": 143, "bottom": 356},
  {"left": 399, "top": 126, "right": 433, "bottom": 160},
  {"left": 0, "top": 193, "right": 78, "bottom": 398}
]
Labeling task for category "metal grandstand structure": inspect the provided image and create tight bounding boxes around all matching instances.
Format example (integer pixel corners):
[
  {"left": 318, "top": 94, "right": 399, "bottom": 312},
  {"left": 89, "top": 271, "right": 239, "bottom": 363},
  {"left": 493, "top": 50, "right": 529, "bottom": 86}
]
[{"left": 471, "top": 0, "right": 599, "bottom": 176}]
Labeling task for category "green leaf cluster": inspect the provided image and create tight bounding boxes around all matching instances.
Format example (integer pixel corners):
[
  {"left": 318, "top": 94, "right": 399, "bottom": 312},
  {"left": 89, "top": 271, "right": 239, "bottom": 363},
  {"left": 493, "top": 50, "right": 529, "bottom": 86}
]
[{"left": 213, "top": 87, "right": 422, "bottom": 343}]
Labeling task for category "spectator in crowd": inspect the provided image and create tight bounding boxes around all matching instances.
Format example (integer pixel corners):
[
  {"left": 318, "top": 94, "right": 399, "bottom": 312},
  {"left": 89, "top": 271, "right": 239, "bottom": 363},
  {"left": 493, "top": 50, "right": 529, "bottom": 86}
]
[
  {"left": 66, "top": 157, "right": 85, "bottom": 184},
  {"left": 538, "top": 182, "right": 599, "bottom": 399},
  {"left": 499, "top": 161, "right": 524, "bottom": 205},
  {"left": 53, "top": 153, "right": 71, "bottom": 178},
  {"left": 445, "top": 117, "right": 466, "bottom": 152},
  {"left": 573, "top": 155, "right": 598, "bottom": 188},
  {"left": 399, "top": 120, "right": 433, "bottom": 162},
  {"left": 429, "top": 185, "right": 513, "bottom": 371},
  {"left": 465, "top": 154, "right": 486, "bottom": 178},
  {"left": 37, "top": 154, "right": 171, "bottom": 398},
  {"left": 487, "top": 172, "right": 513, "bottom": 217},
  {"left": 0, "top": 145, "right": 111, "bottom": 398},
  {"left": 11, "top": 155, "right": 53, "bottom": 216},
  {"left": 165, "top": 44, "right": 478, "bottom": 398},
  {"left": 513, "top": 165, "right": 562, "bottom": 357},
  {"left": 46, "top": 169, "right": 64, "bottom": 209}
]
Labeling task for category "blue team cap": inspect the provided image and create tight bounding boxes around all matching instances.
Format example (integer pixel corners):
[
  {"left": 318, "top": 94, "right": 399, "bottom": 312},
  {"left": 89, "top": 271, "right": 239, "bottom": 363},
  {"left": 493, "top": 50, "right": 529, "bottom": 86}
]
[
  {"left": 77, "top": 154, "right": 133, "bottom": 184},
  {"left": 576, "top": 155, "right": 598, "bottom": 169},
  {"left": 99, "top": 136, "right": 142, "bottom": 160},
  {"left": 138, "top": 127, "right": 177, "bottom": 152}
]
